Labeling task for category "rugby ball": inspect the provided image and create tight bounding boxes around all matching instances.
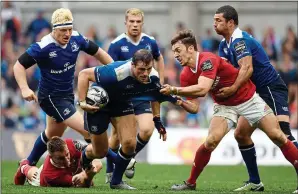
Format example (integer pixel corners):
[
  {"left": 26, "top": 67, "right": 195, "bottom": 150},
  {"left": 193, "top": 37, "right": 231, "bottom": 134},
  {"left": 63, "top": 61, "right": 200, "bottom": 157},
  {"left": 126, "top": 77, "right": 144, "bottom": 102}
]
[{"left": 86, "top": 85, "right": 109, "bottom": 108}]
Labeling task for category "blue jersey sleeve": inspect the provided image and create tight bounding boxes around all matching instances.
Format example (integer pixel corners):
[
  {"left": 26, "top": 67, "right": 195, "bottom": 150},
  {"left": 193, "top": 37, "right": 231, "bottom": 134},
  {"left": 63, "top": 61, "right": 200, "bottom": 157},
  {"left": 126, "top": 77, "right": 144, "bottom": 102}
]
[
  {"left": 26, "top": 43, "right": 42, "bottom": 61},
  {"left": 150, "top": 39, "right": 161, "bottom": 60},
  {"left": 77, "top": 33, "right": 91, "bottom": 52},
  {"left": 108, "top": 43, "right": 120, "bottom": 61},
  {"left": 232, "top": 38, "right": 252, "bottom": 61}
]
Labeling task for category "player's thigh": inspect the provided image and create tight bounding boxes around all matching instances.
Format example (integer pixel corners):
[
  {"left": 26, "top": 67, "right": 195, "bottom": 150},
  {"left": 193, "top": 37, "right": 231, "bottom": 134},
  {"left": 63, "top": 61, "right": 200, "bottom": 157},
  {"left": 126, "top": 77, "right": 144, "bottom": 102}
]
[
  {"left": 90, "top": 131, "right": 109, "bottom": 158},
  {"left": 206, "top": 116, "right": 231, "bottom": 150},
  {"left": 45, "top": 115, "right": 67, "bottom": 138},
  {"left": 63, "top": 110, "right": 89, "bottom": 139},
  {"left": 234, "top": 116, "right": 256, "bottom": 139},
  {"left": 111, "top": 114, "right": 137, "bottom": 149},
  {"left": 258, "top": 113, "right": 287, "bottom": 146}
]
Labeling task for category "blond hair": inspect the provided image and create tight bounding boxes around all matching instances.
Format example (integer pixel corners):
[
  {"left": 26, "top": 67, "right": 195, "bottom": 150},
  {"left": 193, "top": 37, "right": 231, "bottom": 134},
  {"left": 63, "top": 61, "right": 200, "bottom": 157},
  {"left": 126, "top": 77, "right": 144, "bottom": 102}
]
[
  {"left": 125, "top": 8, "right": 144, "bottom": 21},
  {"left": 51, "top": 8, "right": 73, "bottom": 26}
]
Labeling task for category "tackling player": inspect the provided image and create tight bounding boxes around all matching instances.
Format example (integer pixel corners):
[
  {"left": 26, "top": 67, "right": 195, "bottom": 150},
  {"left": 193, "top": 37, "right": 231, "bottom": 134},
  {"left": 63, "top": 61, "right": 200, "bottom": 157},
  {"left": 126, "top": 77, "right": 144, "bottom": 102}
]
[
  {"left": 77, "top": 49, "right": 179, "bottom": 189},
  {"left": 13, "top": 8, "right": 113, "bottom": 185},
  {"left": 106, "top": 8, "right": 165, "bottom": 181},
  {"left": 213, "top": 5, "right": 298, "bottom": 192},
  {"left": 16, "top": 136, "right": 102, "bottom": 187},
  {"left": 160, "top": 30, "right": 298, "bottom": 191}
]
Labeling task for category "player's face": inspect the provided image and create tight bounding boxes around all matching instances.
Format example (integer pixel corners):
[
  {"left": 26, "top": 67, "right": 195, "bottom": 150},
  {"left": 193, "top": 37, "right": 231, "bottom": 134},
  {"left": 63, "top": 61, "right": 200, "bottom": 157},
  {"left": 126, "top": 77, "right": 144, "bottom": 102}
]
[
  {"left": 213, "top": 13, "right": 229, "bottom": 35},
  {"left": 125, "top": 14, "right": 143, "bottom": 37},
  {"left": 50, "top": 147, "right": 71, "bottom": 168},
  {"left": 132, "top": 61, "right": 153, "bottom": 83},
  {"left": 172, "top": 42, "right": 193, "bottom": 67},
  {"left": 53, "top": 27, "right": 73, "bottom": 45}
]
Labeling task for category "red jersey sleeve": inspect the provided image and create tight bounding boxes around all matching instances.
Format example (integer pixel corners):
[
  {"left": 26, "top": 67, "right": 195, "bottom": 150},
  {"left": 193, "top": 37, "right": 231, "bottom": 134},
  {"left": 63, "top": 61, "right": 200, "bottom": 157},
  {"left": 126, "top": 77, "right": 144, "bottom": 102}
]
[
  {"left": 199, "top": 58, "right": 218, "bottom": 80},
  {"left": 180, "top": 68, "right": 196, "bottom": 100},
  {"left": 43, "top": 173, "right": 73, "bottom": 187}
]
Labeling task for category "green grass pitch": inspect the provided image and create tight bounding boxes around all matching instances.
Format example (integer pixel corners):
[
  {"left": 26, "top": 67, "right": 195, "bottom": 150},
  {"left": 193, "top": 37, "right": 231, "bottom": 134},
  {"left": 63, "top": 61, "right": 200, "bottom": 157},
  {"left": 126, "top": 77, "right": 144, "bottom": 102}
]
[{"left": 1, "top": 161, "right": 296, "bottom": 194}]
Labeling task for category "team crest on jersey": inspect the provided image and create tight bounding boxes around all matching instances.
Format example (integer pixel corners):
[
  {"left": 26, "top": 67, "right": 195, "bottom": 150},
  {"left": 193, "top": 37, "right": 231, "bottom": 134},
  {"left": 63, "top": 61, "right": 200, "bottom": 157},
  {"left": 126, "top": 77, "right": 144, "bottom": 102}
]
[
  {"left": 201, "top": 60, "right": 213, "bottom": 71},
  {"left": 71, "top": 41, "right": 79, "bottom": 52},
  {"left": 121, "top": 46, "right": 129, "bottom": 52},
  {"left": 234, "top": 40, "right": 247, "bottom": 56},
  {"left": 49, "top": 51, "right": 57, "bottom": 58},
  {"left": 145, "top": 43, "right": 152, "bottom": 51}
]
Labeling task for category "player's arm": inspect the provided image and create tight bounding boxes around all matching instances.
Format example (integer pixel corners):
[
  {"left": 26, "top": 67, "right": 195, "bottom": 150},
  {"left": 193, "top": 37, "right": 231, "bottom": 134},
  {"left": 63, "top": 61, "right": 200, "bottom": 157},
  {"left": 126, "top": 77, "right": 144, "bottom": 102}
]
[
  {"left": 92, "top": 46, "right": 114, "bottom": 65},
  {"left": 13, "top": 51, "right": 38, "bottom": 102},
  {"left": 217, "top": 39, "right": 253, "bottom": 98},
  {"left": 151, "top": 101, "right": 167, "bottom": 141},
  {"left": 161, "top": 76, "right": 214, "bottom": 98},
  {"left": 77, "top": 67, "right": 99, "bottom": 113},
  {"left": 177, "top": 98, "right": 200, "bottom": 114},
  {"left": 107, "top": 42, "right": 120, "bottom": 62}
]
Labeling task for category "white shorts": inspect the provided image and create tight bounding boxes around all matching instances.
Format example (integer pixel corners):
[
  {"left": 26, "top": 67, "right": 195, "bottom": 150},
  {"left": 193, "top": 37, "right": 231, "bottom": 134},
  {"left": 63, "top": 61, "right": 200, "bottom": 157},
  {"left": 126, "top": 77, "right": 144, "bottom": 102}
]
[
  {"left": 213, "top": 93, "right": 273, "bottom": 126},
  {"left": 27, "top": 164, "right": 43, "bottom": 187}
]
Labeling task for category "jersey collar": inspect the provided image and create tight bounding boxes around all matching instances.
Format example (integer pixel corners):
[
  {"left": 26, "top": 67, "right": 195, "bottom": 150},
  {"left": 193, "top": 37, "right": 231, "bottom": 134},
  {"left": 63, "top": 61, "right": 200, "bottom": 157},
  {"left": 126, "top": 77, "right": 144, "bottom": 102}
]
[
  {"left": 190, "top": 52, "right": 200, "bottom": 73},
  {"left": 124, "top": 33, "right": 144, "bottom": 46},
  {"left": 226, "top": 27, "right": 241, "bottom": 48}
]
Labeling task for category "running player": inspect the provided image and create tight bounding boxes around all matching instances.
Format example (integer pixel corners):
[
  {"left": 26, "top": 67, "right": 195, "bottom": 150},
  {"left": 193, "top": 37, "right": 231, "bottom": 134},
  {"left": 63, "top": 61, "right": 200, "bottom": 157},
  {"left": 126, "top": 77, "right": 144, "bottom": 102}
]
[
  {"left": 13, "top": 8, "right": 113, "bottom": 185},
  {"left": 106, "top": 8, "right": 165, "bottom": 181},
  {"left": 160, "top": 30, "right": 298, "bottom": 192},
  {"left": 213, "top": 5, "right": 298, "bottom": 192}
]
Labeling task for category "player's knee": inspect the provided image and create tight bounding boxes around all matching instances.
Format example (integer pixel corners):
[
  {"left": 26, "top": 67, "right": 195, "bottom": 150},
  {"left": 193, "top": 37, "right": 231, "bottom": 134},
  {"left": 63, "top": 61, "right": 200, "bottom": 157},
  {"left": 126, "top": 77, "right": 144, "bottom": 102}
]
[
  {"left": 234, "top": 129, "right": 250, "bottom": 144},
  {"left": 121, "top": 138, "right": 136, "bottom": 154},
  {"left": 205, "top": 135, "right": 221, "bottom": 151},
  {"left": 139, "top": 127, "right": 154, "bottom": 141}
]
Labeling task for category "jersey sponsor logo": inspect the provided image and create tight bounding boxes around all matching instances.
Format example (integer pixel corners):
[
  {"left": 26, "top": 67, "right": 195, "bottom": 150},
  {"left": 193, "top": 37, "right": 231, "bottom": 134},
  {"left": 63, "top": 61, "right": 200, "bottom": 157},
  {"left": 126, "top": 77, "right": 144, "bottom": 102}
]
[
  {"left": 63, "top": 108, "right": 71, "bottom": 116},
  {"left": 201, "top": 60, "right": 213, "bottom": 71},
  {"left": 234, "top": 40, "right": 248, "bottom": 56},
  {"left": 73, "top": 140, "right": 83, "bottom": 151},
  {"left": 49, "top": 51, "right": 57, "bottom": 58},
  {"left": 211, "top": 76, "right": 220, "bottom": 90},
  {"left": 145, "top": 43, "right": 152, "bottom": 52},
  {"left": 90, "top": 126, "right": 98, "bottom": 132},
  {"left": 126, "top": 84, "right": 134, "bottom": 89},
  {"left": 121, "top": 46, "right": 129, "bottom": 52},
  {"left": 71, "top": 41, "right": 79, "bottom": 52}
]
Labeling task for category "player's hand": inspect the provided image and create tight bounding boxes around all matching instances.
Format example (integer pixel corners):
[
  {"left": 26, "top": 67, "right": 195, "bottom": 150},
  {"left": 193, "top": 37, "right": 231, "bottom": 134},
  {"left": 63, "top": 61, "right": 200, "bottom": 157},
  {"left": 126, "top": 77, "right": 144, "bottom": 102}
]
[
  {"left": 160, "top": 84, "right": 178, "bottom": 96},
  {"left": 215, "top": 86, "right": 237, "bottom": 98},
  {"left": 79, "top": 100, "right": 99, "bottom": 113},
  {"left": 72, "top": 173, "right": 85, "bottom": 187},
  {"left": 174, "top": 96, "right": 184, "bottom": 106},
  {"left": 20, "top": 87, "right": 38, "bottom": 102},
  {"left": 153, "top": 116, "right": 167, "bottom": 141}
]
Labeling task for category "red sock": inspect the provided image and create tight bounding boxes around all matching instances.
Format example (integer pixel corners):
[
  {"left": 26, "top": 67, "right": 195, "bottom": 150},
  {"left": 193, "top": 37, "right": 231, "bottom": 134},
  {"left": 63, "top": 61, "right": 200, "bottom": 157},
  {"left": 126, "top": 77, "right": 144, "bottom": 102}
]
[
  {"left": 21, "top": 164, "right": 33, "bottom": 177},
  {"left": 187, "top": 144, "right": 212, "bottom": 185},
  {"left": 280, "top": 140, "right": 298, "bottom": 168}
]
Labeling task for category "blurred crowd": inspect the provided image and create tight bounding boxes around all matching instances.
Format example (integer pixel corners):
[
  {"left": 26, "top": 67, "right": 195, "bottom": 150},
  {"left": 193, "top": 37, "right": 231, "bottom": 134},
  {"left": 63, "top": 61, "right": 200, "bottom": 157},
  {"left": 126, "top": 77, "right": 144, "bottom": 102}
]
[{"left": 1, "top": 2, "right": 298, "bottom": 131}]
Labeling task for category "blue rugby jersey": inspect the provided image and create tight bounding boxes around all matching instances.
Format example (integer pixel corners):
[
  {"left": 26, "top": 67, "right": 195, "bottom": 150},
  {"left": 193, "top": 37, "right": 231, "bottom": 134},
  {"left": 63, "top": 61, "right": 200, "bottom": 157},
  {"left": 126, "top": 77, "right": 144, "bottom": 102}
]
[
  {"left": 218, "top": 28, "right": 279, "bottom": 88},
  {"left": 26, "top": 31, "right": 92, "bottom": 96},
  {"left": 93, "top": 60, "right": 176, "bottom": 103},
  {"left": 108, "top": 33, "right": 160, "bottom": 61}
]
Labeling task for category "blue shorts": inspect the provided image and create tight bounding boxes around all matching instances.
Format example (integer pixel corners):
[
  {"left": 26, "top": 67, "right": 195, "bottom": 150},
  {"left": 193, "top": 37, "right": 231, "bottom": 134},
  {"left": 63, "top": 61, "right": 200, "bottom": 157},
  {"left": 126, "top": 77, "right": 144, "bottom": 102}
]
[
  {"left": 256, "top": 76, "right": 289, "bottom": 116},
  {"left": 84, "top": 101, "right": 134, "bottom": 135},
  {"left": 132, "top": 100, "right": 152, "bottom": 115},
  {"left": 38, "top": 94, "right": 76, "bottom": 123}
]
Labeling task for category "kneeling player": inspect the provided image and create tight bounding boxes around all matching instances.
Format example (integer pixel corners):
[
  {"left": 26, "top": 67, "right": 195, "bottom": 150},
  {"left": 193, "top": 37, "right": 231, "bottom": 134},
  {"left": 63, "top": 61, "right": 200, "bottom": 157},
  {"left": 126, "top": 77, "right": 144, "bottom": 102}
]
[{"left": 16, "top": 137, "right": 102, "bottom": 187}]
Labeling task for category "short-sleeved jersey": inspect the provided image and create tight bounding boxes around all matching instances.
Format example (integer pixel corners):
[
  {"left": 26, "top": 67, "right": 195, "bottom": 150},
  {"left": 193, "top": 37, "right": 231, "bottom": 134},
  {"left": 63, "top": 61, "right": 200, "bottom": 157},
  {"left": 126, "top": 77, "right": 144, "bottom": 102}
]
[
  {"left": 218, "top": 28, "right": 279, "bottom": 88},
  {"left": 40, "top": 139, "right": 85, "bottom": 187},
  {"left": 94, "top": 60, "right": 176, "bottom": 103},
  {"left": 180, "top": 52, "right": 256, "bottom": 106},
  {"left": 26, "top": 31, "right": 92, "bottom": 97},
  {"left": 108, "top": 33, "right": 160, "bottom": 61}
]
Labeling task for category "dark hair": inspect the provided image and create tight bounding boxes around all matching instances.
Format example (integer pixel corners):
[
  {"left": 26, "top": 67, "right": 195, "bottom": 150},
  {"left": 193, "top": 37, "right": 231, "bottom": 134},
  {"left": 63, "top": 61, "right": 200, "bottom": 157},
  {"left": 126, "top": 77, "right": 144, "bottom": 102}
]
[
  {"left": 171, "top": 29, "right": 198, "bottom": 51},
  {"left": 216, "top": 5, "right": 238, "bottom": 25},
  {"left": 47, "top": 136, "right": 66, "bottom": 155},
  {"left": 132, "top": 49, "right": 153, "bottom": 65}
]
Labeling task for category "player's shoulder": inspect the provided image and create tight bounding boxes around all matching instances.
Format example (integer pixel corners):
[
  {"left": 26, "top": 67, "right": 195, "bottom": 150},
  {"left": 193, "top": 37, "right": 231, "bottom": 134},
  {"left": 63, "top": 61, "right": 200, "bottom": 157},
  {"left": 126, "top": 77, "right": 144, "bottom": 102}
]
[
  {"left": 231, "top": 28, "right": 254, "bottom": 44},
  {"left": 149, "top": 67, "right": 159, "bottom": 78},
  {"left": 141, "top": 33, "right": 156, "bottom": 41},
  {"left": 35, "top": 33, "right": 55, "bottom": 50},
  {"left": 113, "top": 60, "right": 133, "bottom": 81},
  {"left": 111, "top": 33, "right": 127, "bottom": 44}
]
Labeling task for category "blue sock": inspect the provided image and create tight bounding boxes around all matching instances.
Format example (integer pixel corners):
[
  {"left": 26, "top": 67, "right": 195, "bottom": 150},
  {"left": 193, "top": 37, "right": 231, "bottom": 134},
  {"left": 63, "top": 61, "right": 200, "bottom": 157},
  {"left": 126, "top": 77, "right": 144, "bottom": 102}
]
[
  {"left": 27, "top": 131, "right": 48, "bottom": 165},
  {"left": 239, "top": 144, "right": 261, "bottom": 184},
  {"left": 106, "top": 147, "right": 118, "bottom": 173},
  {"left": 135, "top": 133, "right": 149, "bottom": 155},
  {"left": 81, "top": 149, "right": 93, "bottom": 170},
  {"left": 110, "top": 148, "right": 134, "bottom": 185}
]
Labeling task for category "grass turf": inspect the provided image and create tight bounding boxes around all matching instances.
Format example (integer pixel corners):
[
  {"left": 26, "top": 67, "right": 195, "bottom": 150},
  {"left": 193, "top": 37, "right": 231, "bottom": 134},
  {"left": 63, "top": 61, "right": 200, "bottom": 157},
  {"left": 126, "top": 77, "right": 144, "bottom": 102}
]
[{"left": 1, "top": 161, "right": 296, "bottom": 194}]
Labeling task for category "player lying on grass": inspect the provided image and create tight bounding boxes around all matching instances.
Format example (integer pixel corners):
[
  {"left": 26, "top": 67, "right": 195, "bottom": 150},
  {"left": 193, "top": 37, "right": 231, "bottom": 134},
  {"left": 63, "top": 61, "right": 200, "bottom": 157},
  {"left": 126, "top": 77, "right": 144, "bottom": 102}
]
[
  {"left": 15, "top": 136, "right": 102, "bottom": 187},
  {"left": 160, "top": 29, "right": 298, "bottom": 191}
]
